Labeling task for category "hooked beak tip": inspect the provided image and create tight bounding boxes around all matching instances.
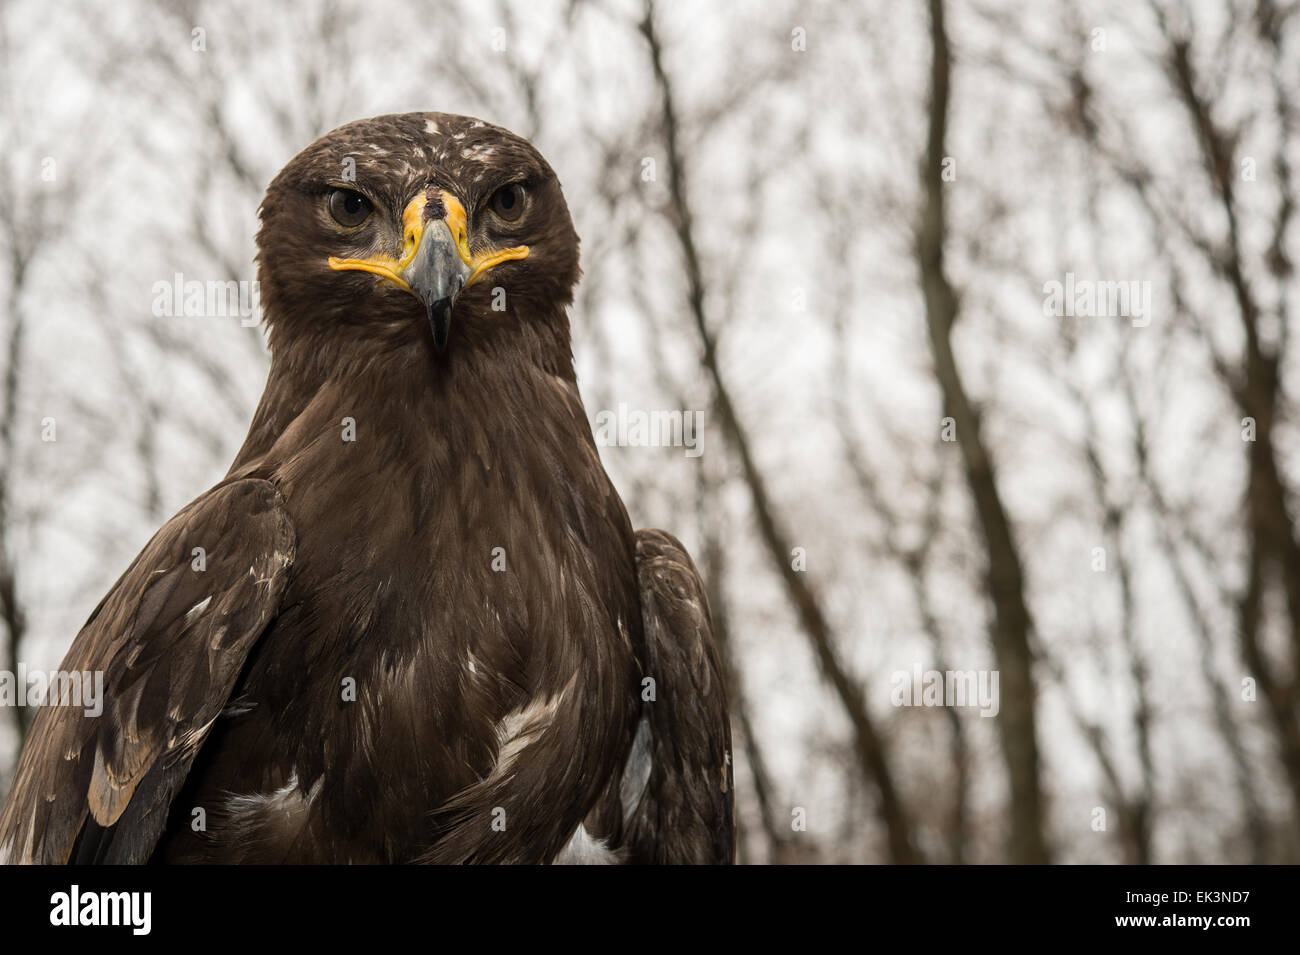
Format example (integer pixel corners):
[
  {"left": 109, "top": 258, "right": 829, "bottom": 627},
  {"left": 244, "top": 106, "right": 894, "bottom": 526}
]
[{"left": 428, "top": 297, "right": 454, "bottom": 353}]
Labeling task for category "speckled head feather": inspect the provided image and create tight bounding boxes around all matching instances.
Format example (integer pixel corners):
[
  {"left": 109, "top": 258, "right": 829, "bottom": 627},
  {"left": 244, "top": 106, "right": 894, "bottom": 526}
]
[{"left": 256, "top": 112, "right": 580, "bottom": 368}]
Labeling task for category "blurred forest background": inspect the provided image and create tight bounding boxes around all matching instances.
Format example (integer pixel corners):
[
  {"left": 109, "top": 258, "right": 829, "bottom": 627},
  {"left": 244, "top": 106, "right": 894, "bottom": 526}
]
[{"left": 1, "top": 0, "right": 1298, "bottom": 864}]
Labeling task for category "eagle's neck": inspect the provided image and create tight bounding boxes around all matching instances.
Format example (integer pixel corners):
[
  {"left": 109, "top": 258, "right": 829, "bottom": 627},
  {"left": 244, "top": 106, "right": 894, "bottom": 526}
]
[{"left": 229, "top": 303, "right": 580, "bottom": 477}]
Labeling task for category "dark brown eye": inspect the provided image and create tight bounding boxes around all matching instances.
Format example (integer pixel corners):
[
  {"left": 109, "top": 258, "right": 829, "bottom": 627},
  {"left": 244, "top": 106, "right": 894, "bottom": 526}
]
[
  {"left": 327, "top": 189, "right": 373, "bottom": 227},
  {"left": 489, "top": 183, "right": 525, "bottom": 222}
]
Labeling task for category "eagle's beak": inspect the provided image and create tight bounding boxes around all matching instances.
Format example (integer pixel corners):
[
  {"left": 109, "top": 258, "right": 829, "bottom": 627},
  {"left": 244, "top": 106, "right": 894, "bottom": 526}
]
[
  {"left": 401, "top": 214, "right": 469, "bottom": 353},
  {"left": 401, "top": 191, "right": 529, "bottom": 350}
]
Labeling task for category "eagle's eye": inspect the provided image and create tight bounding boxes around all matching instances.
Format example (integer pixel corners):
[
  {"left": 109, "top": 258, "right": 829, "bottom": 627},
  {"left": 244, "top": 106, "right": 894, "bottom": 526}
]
[
  {"left": 327, "top": 188, "right": 373, "bottom": 228},
  {"left": 489, "top": 183, "right": 526, "bottom": 222}
]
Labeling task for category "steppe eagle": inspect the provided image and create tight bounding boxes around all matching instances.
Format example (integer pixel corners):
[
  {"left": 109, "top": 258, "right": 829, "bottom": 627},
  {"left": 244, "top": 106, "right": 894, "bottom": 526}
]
[{"left": 0, "top": 112, "right": 734, "bottom": 865}]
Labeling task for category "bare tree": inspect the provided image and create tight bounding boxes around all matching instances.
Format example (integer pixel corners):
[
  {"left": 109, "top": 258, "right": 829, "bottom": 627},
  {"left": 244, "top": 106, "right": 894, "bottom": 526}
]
[
  {"left": 636, "top": 0, "right": 919, "bottom": 863},
  {"left": 915, "top": 0, "right": 1049, "bottom": 863}
]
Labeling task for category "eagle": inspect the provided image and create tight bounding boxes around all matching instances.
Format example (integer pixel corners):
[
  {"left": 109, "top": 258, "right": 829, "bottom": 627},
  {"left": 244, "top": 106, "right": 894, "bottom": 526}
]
[{"left": 0, "top": 112, "right": 734, "bottom": 864}]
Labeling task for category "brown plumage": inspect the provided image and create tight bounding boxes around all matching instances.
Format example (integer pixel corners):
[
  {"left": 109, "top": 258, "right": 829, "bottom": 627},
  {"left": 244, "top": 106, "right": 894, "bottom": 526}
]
[{"left": 0, "top": 112, "right": 734, "bottom": 864}]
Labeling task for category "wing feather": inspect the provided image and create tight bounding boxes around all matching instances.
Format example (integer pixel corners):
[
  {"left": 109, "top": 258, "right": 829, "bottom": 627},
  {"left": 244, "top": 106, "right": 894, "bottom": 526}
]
[
  {"left": 626, "top": 529, "right": 735, "bottom": 864},
  {"left": 0, "top": 478, "right": 294, "bottom": 864}
]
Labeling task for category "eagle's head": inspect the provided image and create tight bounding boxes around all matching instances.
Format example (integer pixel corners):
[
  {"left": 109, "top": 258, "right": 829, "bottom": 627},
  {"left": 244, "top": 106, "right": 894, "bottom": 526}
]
[{"left": 255, "top": 112, "right": 580, "bottom": 360}]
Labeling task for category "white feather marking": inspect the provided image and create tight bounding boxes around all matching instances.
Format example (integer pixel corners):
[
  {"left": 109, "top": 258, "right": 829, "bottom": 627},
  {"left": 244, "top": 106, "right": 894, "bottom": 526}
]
[
  {"left": 226, "top": 772, "right": 318, "bottom": 818},
  {"left": 184, "top": 596, "right": 212, "bottom": 624},
  {"left": 488, "top": 675, "right": 578, "bottom": 779},
  {"left": 168, "top": 711, "right": 219, "bottom": 751},
  {"left": 553, "top": 824, "right": 623, "bottom": 865},
  {"left": 492, "top": 696, "right": 558, "bottom": 774}
]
